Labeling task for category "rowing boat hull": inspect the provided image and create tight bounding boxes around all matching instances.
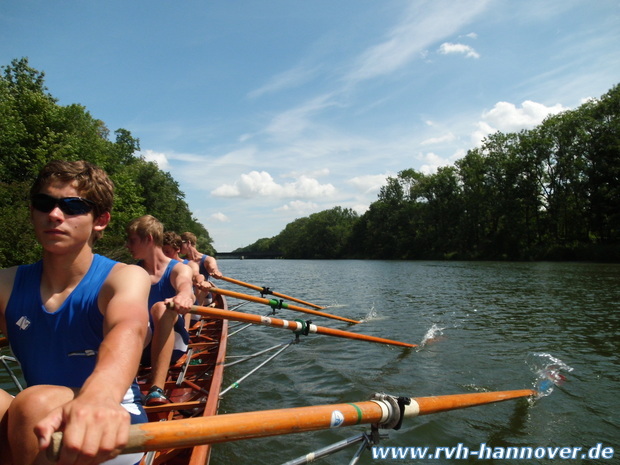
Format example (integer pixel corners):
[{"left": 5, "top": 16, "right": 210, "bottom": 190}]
[{"left": 139, "top": 294, "right": 229, "bottom": 465}]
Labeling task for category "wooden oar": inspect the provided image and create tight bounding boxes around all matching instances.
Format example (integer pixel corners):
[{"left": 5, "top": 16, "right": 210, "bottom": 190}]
[
  {"left": 209, "top": 287, "right": 361, "bottom": 324},
  {"left": 190, "top": 305, "right": 415, "bottom": 348},
  {"left": 219, "top": 275, "right": 325, "bottom": 309},
  {"left": 48, "top": 389, "right": 536, "bottom": 458}
]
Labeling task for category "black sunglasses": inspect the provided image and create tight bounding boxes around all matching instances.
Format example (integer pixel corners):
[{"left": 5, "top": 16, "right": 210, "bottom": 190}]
[{"left": 31, "top": 193, "right": 96, "bottom": 215}]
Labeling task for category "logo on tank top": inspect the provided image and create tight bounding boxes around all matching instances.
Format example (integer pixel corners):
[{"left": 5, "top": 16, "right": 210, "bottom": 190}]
[
  {"left": 68, "top": 349, "right": 98, "bottom": 357},
  {"left": 15, "top": 316, "right": 31, "bottom": 330}
]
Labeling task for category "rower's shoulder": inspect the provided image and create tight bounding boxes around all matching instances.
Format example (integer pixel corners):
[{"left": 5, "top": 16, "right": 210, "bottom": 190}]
[
  {"left": 108, "top": 261, "right": 150, "bottom": 285},
  {"left": 0, "top": 266, "right": 18, "bottom": 291},
  {"left": 0, "top": 266, "right": 19, "bottom": 317}
]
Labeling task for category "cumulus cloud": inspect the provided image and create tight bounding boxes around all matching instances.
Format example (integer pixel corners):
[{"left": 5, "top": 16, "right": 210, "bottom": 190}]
[
  {"left": 482, "top": 100, "right": 567, "bottom": 132},
  {"left": 210, "top": 212, "right": 230, "bottom": 223},
  {"left": 284, "top": 168, "right": 330, "bottom": 179},
  {"left": 347, "top": 174, "right": 390, "bottom": 194},
  {"left": 418, "top": 150, "right": 465, "bottom": 174},
  {"left": 472, "top": 100, "right": 568, "bottom": 145},
  {"left": 211, "top": 171, "right": 336, "bottom": 199},
  {"left": 141, "top": 149, "right": 170, "bottom": 170},
  {"left": 274, "top": 200, "right": 319, "bottom": 214},
  {"left": 438, "top": 42, "right": 480, "bottom": 59}
]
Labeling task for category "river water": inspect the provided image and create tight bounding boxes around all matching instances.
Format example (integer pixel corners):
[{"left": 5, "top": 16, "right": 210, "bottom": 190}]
[{"left": 1, "top": 260, "right": 618, "bottom": 464}]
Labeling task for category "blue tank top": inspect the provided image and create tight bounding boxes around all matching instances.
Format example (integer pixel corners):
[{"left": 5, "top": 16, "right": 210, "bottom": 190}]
[
  {"left": 147, "top": 259, "right": 180, "bottom": 308},
  {"left": 141, "top": 259, "right": 189, "bottom": 365},
  {"left": 199, "top": 254, "right": 212, "bottom": 281},
  {"left": 6, "top": 255, "right": 118, "bottom": 387}
]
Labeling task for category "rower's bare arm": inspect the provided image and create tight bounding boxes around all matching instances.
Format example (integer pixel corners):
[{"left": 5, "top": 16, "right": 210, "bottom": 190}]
[
  {"left": 206, "top": 256, "right": 222, "bottom": 279},
  {"left": 89, "top": 263, "right": 150, "bottom": 400},
  {"left": 0, "top": 267, "right": 17, "bottom": 336},
  {"left": 169, "top": 263, "right": 196, "bottom": 313},
  {"left": 189, "top": 261, "right": 204, "bottom": 284}
]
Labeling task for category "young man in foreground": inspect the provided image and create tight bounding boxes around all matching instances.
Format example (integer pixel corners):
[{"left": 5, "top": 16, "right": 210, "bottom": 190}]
[{"left": 0, "top": 160, "right": 150, "bottom": 465}]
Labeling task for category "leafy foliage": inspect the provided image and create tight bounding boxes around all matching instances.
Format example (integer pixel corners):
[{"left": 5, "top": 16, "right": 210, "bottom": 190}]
[
  {"left": 242, "top": 83, "right": 620, "bottom": 261},
  {"left": 0, "top": 58, "right": 215, "bottom": 267}
]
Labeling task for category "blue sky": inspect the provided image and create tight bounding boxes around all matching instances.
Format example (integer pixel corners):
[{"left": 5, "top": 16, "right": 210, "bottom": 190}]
[{"left": 2, "top": 1, "right": 619, "bottom": 251}]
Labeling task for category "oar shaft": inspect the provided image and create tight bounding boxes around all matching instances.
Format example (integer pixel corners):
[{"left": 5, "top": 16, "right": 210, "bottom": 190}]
[
  {"left": 313, "top": 325, "right": 415, "bottom": 348},
  {"left": 209, "top": 287, "right": 360, "bottom": 324},
  {"left": 49, "top": 389, "right": 536, "bottom": 457},
  {"left": 219, "top": 276, "right": 326, "bottom": 309},
  {"left": 219, "top": 276, "right": 263, "bottom": 292},
  {"left": 190, "top": 306, "right": 415, "bottom": 348},
  {"left": 410, "top": 389, "right": 537, "bottom": 416}
]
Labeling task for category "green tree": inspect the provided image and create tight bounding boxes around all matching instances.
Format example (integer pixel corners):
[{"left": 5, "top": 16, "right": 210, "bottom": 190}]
[{"left": 0, "top": 58, "right": 216, "bottom": 266}]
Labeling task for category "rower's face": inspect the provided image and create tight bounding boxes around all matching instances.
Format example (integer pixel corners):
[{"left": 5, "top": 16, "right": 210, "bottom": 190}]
[
  {"left": 125, "top": 233, "right": 148, "bottom": 259},
  {"left": 30, "top": 181, "right": 100, "bottom": 253},
  {"left": 180, "top": 241, "right": 189, "bottom": 254},
  {"left": 162, "top": 244, "right": 178, "bottom": 259}
]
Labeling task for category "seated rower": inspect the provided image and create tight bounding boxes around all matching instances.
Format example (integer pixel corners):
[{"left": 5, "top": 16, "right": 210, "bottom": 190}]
[
  {"left": 125, "top": 215, "right": 195, "bottom": 405},
  {"left": 163, "top": 231, "right": 213, "bottom": 308},
  {"left": 0, "top": 160, "right": 150, "bottom": 465},
  {"left": 180, "top": 231, "right": 223, "bottom": 283}
]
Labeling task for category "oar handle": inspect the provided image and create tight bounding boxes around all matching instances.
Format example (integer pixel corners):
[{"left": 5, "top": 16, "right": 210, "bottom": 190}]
[{"left": 47, "top": 389, "right": 537, "bottom": 459}]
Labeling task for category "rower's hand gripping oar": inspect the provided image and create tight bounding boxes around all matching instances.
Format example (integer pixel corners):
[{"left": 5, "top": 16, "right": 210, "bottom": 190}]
[
  {"left": 190, "top": 304, "right": 415, "bottom": 348},
  {"left": 219, "top": 275, "right": 326, "bottom": 309},
  {"left": 47, "top": 388, "right": 538, "bottom": 459},
  {"left": 209, "top": 286, "right": 361, "bottom": 324}
]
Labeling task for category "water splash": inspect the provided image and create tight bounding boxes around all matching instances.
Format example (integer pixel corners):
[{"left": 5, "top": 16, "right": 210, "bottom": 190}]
[
  {"left": 360, "top": 305, "right": 379, "bottom": 323},
  {"left": 417, "top": 324, "right": 445, "bottom": 350},
  {"left": 526, "top": 352, "right": 573, "bottom": 398}
]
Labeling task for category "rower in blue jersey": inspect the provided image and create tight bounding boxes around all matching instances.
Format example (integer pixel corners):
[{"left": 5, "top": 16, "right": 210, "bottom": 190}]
[
  {"left": 0, "top": 160, "right": 150, "bottom": 465},
  {"left": 162, "top": 231, "right": 214, "bottom": 310},
  {"left": 125, "top": 215, "right": 195, "bottom": 406},
  {"left": 179, "top": 231, "right": 222, "bottom": 282}
]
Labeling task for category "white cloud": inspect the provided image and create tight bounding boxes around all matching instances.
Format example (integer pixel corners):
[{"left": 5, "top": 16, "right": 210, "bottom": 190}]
[
  {"left": 351, "top": 203, "right": 370, "bottom": 215},
  {"left": 470, "top": 100, "right": 568, "bottom": 146},
  {"left": 141, "top": 149, "right": 170, "bottom": 170},
  {"left": 211, "top": 171, "right": 336, "bottom": 199},
  {"left": 471, "top": 121, "right": 497, "bottom": 147},
  {"left": 418, "top": 150, "right": 464, "bottom": 174},
  {"left": 347, "top": 174, "right": 390, "bottom": 194},
  {"left": 210, "top": 212, "right": 230, "bottom": 223},
  {"left": 420, "top": 132, "right": 456, "bottom": 146},
  {"left": 438, "top": 42, "right": 480, "bottom": 59},
  {"left": 284, "top": 168, "right": 330, "bottom": 179},
  {"left": 274, "top": 200, "right": 319, "bottom": 214},
  {"left": 347, "top": 0, "right": 489, "bottom": 82},
  {"left": 483, "top": 100, "right": 566, "bottom": 131}
]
